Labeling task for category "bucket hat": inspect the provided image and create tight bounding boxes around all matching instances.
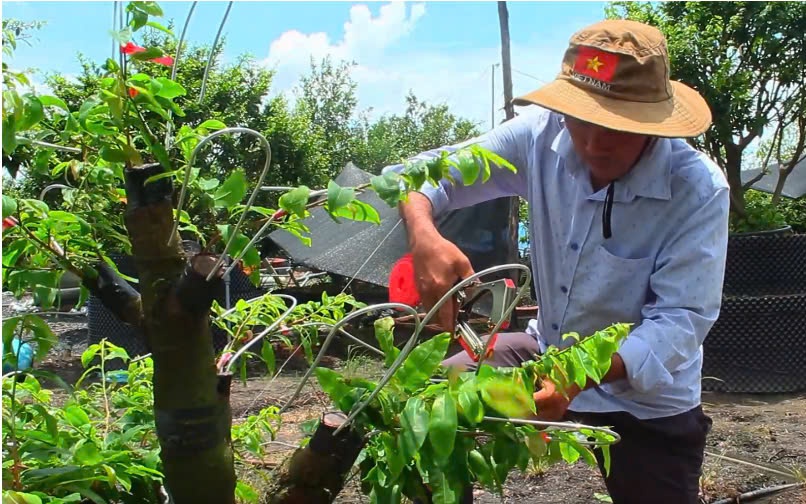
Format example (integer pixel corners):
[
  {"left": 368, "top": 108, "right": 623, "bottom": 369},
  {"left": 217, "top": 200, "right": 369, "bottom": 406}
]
[{"left": 513, "top": 19, "right": 711, "bottom": 138}]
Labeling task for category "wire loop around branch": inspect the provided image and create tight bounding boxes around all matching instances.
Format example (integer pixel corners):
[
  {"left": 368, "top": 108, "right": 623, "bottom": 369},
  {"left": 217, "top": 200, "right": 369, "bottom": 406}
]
[{"left": 167, "top": 127, "right": 272, "bottom": 283}]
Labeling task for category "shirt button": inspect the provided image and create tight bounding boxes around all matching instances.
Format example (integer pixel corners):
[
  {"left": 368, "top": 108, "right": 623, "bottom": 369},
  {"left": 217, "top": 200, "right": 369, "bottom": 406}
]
[
  {"left": 551, "top": 323, "right": 559, "bottom": 331},
  {"left": 561, "top": 286, "right": 568, "bottom": 293},
  {"left": 570, "top": 243, "right": 579, "bottom": 251}
]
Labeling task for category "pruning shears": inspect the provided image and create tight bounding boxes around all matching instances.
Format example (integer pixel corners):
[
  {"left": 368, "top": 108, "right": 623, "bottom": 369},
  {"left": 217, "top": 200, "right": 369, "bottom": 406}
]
[{"left": 454, "top": 277, "right": 516, "bottom": 362}]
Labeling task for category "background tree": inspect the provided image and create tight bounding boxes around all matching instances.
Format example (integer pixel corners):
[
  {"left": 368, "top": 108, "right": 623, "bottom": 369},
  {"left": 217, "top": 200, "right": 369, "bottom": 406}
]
[
  {"left": 355, "top": 92, "right": 479, "bottom": 174},
  {"left": 606, "top": 1, "right": 806, "bottom": 217}
]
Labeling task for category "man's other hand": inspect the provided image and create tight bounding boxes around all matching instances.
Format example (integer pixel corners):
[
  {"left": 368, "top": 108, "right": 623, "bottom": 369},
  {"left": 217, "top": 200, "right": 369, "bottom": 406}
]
[{"left": 533, "top": 379, "right": 581, "bottom": 421}]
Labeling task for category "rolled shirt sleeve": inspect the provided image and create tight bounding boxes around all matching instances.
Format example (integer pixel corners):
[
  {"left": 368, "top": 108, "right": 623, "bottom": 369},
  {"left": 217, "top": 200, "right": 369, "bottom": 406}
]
[{"left": 616, "top": 186, "right": 730, "bottom": 394}]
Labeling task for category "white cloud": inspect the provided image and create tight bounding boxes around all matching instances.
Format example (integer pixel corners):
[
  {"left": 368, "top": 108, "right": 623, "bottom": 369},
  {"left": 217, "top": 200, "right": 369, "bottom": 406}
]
[{"left": 261, "top": 2, "right": 565, "bottom": 128}]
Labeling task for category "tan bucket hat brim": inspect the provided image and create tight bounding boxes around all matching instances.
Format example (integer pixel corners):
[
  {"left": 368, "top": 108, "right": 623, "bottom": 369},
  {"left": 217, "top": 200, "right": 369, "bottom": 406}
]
[
  {"left": 514, "top": 79, "right": 711, "bottom": 138},
  {"left": 513, "top": 19, "right": 712, "bottom": 138}
]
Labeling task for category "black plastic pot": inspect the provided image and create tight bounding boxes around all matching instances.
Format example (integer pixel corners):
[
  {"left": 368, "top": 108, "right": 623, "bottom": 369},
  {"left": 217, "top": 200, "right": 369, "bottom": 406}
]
[
  {"left": 722, "top": 228, "right": 805, "bottom": 296},
  {"left": 702, "top": 292, "right": 806, "bottom": 393},
  {"left": 702, "top": 230, "right": 806, "bottom": 393}
]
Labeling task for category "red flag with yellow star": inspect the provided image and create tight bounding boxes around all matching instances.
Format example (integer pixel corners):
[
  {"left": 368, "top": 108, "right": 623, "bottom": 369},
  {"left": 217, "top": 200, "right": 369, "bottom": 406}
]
[{"left": 573, "top": 46, "right": 619, "bottom": 82}]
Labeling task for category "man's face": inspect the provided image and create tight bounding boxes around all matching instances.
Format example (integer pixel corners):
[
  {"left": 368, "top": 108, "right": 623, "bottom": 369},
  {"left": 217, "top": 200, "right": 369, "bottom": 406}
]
[{"left": 564, "top": 115, "right": 650, "bottom": 187}]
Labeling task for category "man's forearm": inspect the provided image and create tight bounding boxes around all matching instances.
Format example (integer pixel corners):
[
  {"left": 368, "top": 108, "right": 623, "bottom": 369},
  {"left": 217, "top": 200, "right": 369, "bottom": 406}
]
[{"left": 400, "top": 192, "right": 441, "bottom": 249}]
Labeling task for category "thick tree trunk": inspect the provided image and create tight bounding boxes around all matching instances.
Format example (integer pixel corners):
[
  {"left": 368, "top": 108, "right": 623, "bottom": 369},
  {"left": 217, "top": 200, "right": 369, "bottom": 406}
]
[
  {"left": 724, "top": 142, "right": 746, "bottom": 216},
  {"left": 263, "top": 412, "right": 364, "bottom": 504},
  {"left": 123, "top": 163, "right": 237, "bottom": 504}
]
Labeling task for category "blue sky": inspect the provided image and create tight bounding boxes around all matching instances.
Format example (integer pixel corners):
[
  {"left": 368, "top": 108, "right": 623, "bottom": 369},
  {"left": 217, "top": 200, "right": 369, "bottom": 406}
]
[{"left": 3, "top": 1, "right": 609, "bottom": 127}]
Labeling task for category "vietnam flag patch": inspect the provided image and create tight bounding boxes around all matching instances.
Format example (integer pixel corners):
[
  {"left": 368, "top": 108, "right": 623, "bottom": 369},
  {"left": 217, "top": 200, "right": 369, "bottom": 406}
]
[{"left": 573, "top": 46, "right": 619, "bottom": 82}]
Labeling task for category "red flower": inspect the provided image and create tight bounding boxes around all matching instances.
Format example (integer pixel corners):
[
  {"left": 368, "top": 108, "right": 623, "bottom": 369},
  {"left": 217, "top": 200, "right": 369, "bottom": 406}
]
[
  {"left": 128, "top": 87, "right": 139, "bottom": 98},
  {"left": 150, "top": 55, "right": 174, "bottom": 67},
  {"left": 2, "top": 216, "right": 18, "bottom": 231},
  {"left": 120, "top": 42, "right": 146, "bottom": 55},
  {"left": 540, "top": 432, "right": 551, "bottom": 443}
]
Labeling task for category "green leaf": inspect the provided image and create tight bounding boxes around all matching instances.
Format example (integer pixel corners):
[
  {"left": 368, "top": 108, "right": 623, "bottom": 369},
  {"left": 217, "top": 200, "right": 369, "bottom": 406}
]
[
  {"left": 129, "top": 47, "right": 164, "bottom": 61},
  {"left": 560, "top": 441, "right": 581, "bottom": 464},
  {"left": 326, "top": 180, "right": 355, "bottom": 214},
  {"left": 457, "top": 377, "right": 484, "bottom": 426},
  {"left": 373, "top": 317, "right": 400, "bottom": 367},
  {"left": 154, "top": 77, "right": 186, "bottom": 99},
  {"left": 315, "top": 367, "right": 352, "bottom": 408},
  {"left": 81, "top": 344, "right": 101, "bottom": 368},
  {"left": 235, "top": 481, "right": 259, "bottom": 503},
  {"left": 215, "top": 225, "right": 260, "bottom": 270},
  {"left": 601, "top": 444, "right": 611, "bottom": 476},
  {"left": 131, "top": 9, "right": 148, "bottom": 31},
  {"left": 99, "top": 145, "right": 127, "bottom": 163},
  {"left": 64, "top": 405, "right": 91, "bottom": 428},
  {"left": 17, "top": 94, "right": 44, "bottom": 131},
  {"left": 75, "top": 442, "right": 103, "bottom": 465},
  {"left": 3, "top": 116, "right": 17, "bottom": 154},
  {"left": 393, "top": 333, "right": 451, "bottom": 391},
  {"left": 261, "top": 340, "right": 276, "bottom": 376},
  {"left": 2, "top": 491, "right": 43, "bottom": 504},
  {"left": 381, "top": 432, "right": 405, "bottom": 479},
  {"left": 572, "top": 346, "right": 599, "bottom": 386},
  {"left": 25, "top": 315, "right": 57, "bottom": 360},
  {"left": 478, "top": 374, "right": 536, "bottom": 418},
  {"left": 136, "top": 1, "right": 163, "bottom": 15},
  {"left": 330, "top": 199, "right": 381, "bottom": 225},
  {"left": 398, "top": 397, "right": 430, "bottom": 461},
  {"left": 146, "top": 21, "right": 173, "bottom": 36},
  {"left": 370, "top": 172, "right": 402, "bottom": 207},
  {"left": 213, "top": 170, "right": 248, "bottom": 208},
  {"left": 454, "top": 151, "right": 480, "bottom": 186},
  {"left": 61, "top": 483, "right": 107, "bottom": 504},
  {"left": 426, "top": 156, "right": 447, "bottom": 185},
  {"left": 198, "top": 119, "right": 227, "bottom": 131},
  {"left": 3, "top": 194, "right": 17, "bottom": 218},
  {"left": 428, "top": 466, "right": 458, "bottom": 504},
  {"left": 468, "top": 449, "right": 495, "bottom": 488},
  {"left": 39, "top": 95, "right": 70, "bottom": 112},
  {"left": 278, "top": 186, "right": 311, "bottom": 218},
  {"left": 402, "top": 160, "right": 428, "bottom": 190},
  {"left": 428, "top": 390, "right": 458, "bottom": 464}
]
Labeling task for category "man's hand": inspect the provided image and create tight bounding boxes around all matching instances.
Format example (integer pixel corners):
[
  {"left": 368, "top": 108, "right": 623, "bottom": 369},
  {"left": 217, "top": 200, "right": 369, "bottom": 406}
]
[
  {"left": 533, "top": 379, "right": 581, "bottom": 421},
  {"left": 411, "top": 234, "right": 475, "bottom": 333},
  {"left": 401, "top": 192, "right": 475, "bottom": 333}
]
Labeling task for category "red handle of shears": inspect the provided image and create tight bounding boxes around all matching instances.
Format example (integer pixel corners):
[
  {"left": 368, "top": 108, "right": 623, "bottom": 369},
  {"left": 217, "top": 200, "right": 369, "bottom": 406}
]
[{"left": 458, "top": 332, "right": 498, "bottom": 362}]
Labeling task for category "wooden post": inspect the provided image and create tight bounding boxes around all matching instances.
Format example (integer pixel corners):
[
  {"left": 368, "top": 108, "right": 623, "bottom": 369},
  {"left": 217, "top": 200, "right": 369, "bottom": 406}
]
[{"left": 498, "top": 1, "right": 515, "bottom": 122}]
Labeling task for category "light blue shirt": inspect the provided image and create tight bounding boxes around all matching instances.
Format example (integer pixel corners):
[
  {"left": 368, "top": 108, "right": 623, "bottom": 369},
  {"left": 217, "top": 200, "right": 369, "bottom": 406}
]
[{"left": 384, "top": 107, "right": 730, "bottom": 419}]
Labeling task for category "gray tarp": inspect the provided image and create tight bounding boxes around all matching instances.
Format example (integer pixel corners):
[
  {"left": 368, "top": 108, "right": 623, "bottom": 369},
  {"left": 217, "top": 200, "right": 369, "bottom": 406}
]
[
  {"left": 742, "top": 158, "right": 806, "bottom": 199},
  {"left": 267, "top": 163, "right": 519, "bottom": 288}
]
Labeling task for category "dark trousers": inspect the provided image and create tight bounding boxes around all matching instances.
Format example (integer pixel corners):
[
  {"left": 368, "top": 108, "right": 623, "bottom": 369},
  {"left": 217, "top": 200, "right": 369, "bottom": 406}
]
[{"left": 442, "top": 332, "right": 712, "bottom": 504}]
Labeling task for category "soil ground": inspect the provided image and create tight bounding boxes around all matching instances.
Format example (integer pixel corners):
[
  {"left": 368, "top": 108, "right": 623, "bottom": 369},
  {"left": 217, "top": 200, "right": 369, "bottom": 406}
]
[{"left": 18, "top": 311, "right": 806, "bottom": 503}]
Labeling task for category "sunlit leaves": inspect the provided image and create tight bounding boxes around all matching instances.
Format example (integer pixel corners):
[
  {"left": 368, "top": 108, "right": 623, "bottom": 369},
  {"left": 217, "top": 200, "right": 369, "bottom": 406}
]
[
  {"left": 213, "top": 169, "right": 248, "bottom": 209},
  {"left": 278, "top": 186, "right": 310, "bottom": 218}
]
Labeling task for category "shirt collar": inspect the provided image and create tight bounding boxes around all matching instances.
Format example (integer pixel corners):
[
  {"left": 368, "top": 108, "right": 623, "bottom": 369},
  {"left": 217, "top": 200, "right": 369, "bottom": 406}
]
[{"left": 550, "top": 125, "right": 672, "bottom": 202}]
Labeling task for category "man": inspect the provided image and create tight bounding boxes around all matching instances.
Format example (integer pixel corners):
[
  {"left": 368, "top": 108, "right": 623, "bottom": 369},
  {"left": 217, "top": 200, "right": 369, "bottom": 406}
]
[{"left": 387, "top": 19, "right": 729, "bottom": 504}]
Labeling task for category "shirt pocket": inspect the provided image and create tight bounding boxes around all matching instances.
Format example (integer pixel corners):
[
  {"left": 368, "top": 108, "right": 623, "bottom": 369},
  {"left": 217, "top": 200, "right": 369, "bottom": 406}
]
[{"left": 574, "top": 244, "right": 655, "bottom": 327}]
